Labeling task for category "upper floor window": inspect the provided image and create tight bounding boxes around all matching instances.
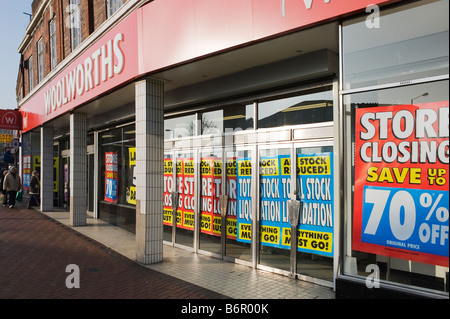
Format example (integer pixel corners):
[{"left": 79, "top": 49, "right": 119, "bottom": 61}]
[
  {"left": 107, "top": 0, "right": 124, "bottom": 17},
  {"left": 69, "top": 0, "right": 82, "bottom": 50},
  {"left": 37, "top": 38, "right": 44, "bottom": 83},
  {"left": 28, "top": 55, "right": 34, "bottom": 92},
  {"left": 342, "top": 0, "right": 449, "bottom": 90},
  {"left": 257, "top": 87, "right": 333, "bottom": 129},
  {"left": 49, "top": 18, "right": 57, "bottom": 69}
]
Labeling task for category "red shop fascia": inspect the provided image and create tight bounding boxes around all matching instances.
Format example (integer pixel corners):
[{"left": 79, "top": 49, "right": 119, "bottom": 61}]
[{"left": 19, "top": 0, "right": 401, "bottom": 132}]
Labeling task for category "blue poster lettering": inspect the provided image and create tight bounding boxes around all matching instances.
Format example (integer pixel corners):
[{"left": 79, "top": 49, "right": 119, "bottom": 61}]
[
  {"left": 362, "top": 186, "right": 449, "bottom": 258},
  {"left": 296, "top": 152, "right": 334, "bottom": 257},
  {"left": 106, "top": 178, "right": 118, "bottom": 201},
  {"left": 259, "top": 155, "right": 290, "bottom": 248}
]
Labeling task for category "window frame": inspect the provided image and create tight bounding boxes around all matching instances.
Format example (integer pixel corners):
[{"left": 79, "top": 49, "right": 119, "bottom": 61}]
[
  {"left": 37, "top": 38, "right": 44, "bottom": 83},
  {"left": 339, "top": 0, "right": 449, "bottom": 296},
  {"left": 107, "top": 0, "right": 124, "bottom": 18},
  {"left": 49, "top": 17, "right": 57, "bottom": 70},
  {"left": 28, "top": 55, "right": 34, "bottom": 92},
  {"left": 69, "top": 0, "right": 82, "bottom": 51}
]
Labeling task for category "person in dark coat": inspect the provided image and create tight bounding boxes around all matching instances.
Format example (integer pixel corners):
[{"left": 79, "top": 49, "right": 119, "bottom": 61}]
[
  {"left": 1, "top": 170, "right": 7, "bottom": 206},
  {"left": 28, "top": 170, "right": 40, "bottom": 209}
]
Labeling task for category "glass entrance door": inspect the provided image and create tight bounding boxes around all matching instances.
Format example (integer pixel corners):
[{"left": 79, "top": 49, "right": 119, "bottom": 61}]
[
  {"left": 198, "top": 147, "right": 223, "bottom": 255},
  {"left": 253, "top": 142, "right": 335, "bottom": 283},
  {"left": 63, "top": 156, "right": 70, "bottom": 209},
  {"left": 295, "top": 144, "right": 334, "bottom": 282},
  {"left": 163, "top": 152, "right": 174, "bottom": 243},
  {"left": 87, "top": 153, "right": 94, "bottom": 213},
  {"left": 225, "top": 148, "right": 253, "bottom": 263},
  {"left": 174, "top": 150, "right": 196, "bottom": 248},
  {"left": 162, "top": 80, "right": 337, "bottom": 282},
  {"left": 258, "top": 146, "right": 292, "bottom": 272}
]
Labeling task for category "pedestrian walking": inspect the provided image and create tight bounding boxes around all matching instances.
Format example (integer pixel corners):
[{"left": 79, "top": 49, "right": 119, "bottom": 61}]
[
  {"left": 3, "top": 166, "right": 22, "bottom": 209},
  {"left": 27, "top": 170, "right": 40, "bottom": 209},
  {"left": 0, "top": 170, "right": 7, "bottom": 206}
]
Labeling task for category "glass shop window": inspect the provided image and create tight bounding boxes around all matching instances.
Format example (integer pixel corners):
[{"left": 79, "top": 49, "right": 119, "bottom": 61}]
[
  {"left": 257, "top": 87, "right": 333, "bottom": 129},
  {"left": 343, "top": 80, "right": 449, "bottom": 294},
  {"left": 201, "top": 103, "right": 254, "bottom": 135},
  {"left": 342, "top": 0, "right": 449, "bottom": 90},
  {"left": 99, "top": 124, "right": 136, "bottom": 207},
  {"left": 164, "top": 114, "right": 196, "bottom": 139}
]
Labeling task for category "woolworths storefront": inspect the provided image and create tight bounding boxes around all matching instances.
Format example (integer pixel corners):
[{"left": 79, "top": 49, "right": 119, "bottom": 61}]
[{"left": 18, "top": 0, "right": 448, "bottom": 298}]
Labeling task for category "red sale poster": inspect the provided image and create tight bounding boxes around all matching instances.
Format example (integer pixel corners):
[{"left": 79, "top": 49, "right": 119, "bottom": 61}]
[
  {"left": 212, "top": 160, "right": 223, "bottom": 237},
  {"left": 178, "top": 158, "right": 195, "bottom": 230},
  {"left": 353, "top": 102, "right": 449, "bottom": 267},
  {"left": 105, "top": 152, "right": 119, "bottom": 203},
  {"left": 225, "top": 158, "right": 238, "bottom": 240},
  {"left": 163, "top": 158, "right": 174, "bottom": 226},
  {"left": 200, "top": 158, "right": 215, "bottom": 235}
]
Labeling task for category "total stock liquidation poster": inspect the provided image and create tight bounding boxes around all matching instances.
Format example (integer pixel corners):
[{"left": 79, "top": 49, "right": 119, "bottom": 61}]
[
  {"left": 248, "top": 153, "right": 334, "bottom": 257},
  {"left": 353, "top": 102, "right": 449, "bottom": 267},
  {"left": 162, "top": 153, "right": 334, "bottom": 258}
]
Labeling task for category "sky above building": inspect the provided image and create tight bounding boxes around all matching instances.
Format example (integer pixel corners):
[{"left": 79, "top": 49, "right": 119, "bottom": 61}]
[{"left": 0, "top": 1, "right": 33, "bottom": 110}]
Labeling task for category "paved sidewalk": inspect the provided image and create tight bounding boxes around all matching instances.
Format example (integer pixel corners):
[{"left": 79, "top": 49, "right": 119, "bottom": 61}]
[
  {"left": 1, "top": 202, "right": 335, "bottom": 301},
  {"left": 0, "top": 204, "right": 228, "bottom": 299}
]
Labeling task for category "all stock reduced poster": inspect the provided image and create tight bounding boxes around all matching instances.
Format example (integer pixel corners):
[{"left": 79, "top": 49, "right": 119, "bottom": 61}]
[
  {"left": 236, "top": 153, "right": 334, "bottom": 257},
  {"left": 354, "top": 102, "right": 449, "bottom": 267},
  {"left": 127, "top": 147, "right": 136, "bottom": 205},
  {"left": 296, "top": 153, "right": 334, "bottom": 257}
]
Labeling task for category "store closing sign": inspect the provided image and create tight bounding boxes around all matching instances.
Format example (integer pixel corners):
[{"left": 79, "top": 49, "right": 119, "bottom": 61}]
[
  {"left": 163, "top": 158, "right": 174, "bottom": 226},
  {"left": 177, "top": 158, "right": 195, "bottom": 230},
  {"left": 105, "top": 152, "right": 119, "bottom": 203},
  {"left": 354, "top": 102, "right": 449, "bottom": 267},
  {"left": 200, "top": 158, "right": 218, "bottom": 235},
  {"left": 200, "top": 158, "right": 238, "bottom": 238}
]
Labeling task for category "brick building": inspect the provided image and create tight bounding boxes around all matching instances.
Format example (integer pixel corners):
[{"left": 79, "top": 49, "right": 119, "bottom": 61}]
[
  {"left": 15, "top": 0, "right": 449, "bottom": 298},
  {"left": 17, "top": 0, "right": 129, "bottom": 101}
]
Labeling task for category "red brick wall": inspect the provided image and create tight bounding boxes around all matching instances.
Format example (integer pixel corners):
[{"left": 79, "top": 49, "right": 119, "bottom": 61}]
[{"left": 19, "top": 0, "right": 127, "bottom": 98}]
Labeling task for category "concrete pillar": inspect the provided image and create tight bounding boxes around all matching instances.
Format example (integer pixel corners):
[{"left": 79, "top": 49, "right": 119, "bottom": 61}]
[
  {"left": 70, "top": 112, "right": 87, "bottom": 226},
  {"left": 135, "top": 78, "right": 164, "bottom": 264},
  {"left": 40, "top": 125, "right": 54, "bottom": 212}
]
